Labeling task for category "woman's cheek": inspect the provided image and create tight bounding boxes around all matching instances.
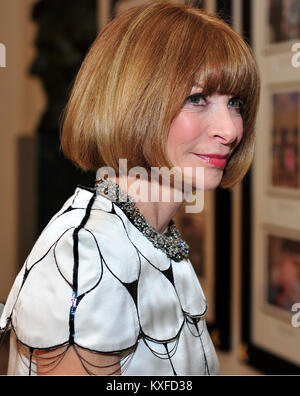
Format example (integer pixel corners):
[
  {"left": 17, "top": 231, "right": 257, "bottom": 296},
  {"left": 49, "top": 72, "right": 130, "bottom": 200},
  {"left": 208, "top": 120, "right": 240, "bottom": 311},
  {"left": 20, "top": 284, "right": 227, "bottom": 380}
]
[{"left": 169, "top": 111, "right": 206, "bottom": 144}]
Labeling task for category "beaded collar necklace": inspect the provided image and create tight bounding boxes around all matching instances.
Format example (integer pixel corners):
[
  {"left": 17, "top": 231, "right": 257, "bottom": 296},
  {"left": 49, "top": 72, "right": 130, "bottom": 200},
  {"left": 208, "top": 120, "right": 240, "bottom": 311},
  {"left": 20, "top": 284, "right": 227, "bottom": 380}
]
[{"left": 94, "top": 177, "right": 189, "bottom": 262}]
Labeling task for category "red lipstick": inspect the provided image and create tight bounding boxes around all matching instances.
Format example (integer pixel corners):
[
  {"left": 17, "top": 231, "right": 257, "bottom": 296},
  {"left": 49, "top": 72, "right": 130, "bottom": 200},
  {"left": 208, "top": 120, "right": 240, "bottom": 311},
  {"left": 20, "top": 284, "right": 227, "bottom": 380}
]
[{"left": 193, "top": 153, "right": 228, "bottom": 168}]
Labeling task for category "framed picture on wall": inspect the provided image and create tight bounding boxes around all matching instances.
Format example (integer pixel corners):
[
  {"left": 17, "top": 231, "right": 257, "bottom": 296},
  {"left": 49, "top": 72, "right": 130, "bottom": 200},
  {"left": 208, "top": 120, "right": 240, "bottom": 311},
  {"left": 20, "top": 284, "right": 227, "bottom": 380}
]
[
  {"left": 263, "top": 0, "right": 300, "bottom": 55},
  {"left": 263, "top": 225, "right": 300, "bottom": 322},
  {"left": 243, "top": 223, "right": 300, "bottom": 374},
  {"left": 267, "top": 84, "right": 300, "bottom": 197},
  {"left": 266, "top": 0, "right": 300, "bottom": 45}
]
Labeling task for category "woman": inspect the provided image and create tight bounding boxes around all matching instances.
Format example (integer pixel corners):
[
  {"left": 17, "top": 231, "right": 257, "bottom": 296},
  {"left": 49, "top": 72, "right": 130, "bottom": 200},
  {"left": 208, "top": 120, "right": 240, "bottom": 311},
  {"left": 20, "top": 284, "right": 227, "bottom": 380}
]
[{"left": 0, "top": 1, "right": 260, "bottom": 375}]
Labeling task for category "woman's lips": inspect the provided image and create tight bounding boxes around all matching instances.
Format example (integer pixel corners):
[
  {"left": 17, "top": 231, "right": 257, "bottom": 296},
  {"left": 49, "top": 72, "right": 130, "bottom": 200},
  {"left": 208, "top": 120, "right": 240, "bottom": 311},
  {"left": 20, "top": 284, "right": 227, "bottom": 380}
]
[{"left": 192, "top": 153, "right": 228, "bottom": 168}]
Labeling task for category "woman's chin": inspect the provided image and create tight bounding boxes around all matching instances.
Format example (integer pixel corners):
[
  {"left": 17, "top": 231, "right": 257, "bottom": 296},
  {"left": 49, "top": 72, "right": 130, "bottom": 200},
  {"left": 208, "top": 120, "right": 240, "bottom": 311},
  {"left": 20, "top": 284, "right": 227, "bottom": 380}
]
[{"left": 192, "top": 169, "right": 224, "bottom": 191}]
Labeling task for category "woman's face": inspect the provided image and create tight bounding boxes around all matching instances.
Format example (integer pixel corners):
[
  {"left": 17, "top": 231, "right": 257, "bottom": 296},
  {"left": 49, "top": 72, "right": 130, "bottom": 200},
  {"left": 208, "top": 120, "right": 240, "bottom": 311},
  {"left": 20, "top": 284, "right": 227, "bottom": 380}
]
[{"left": 167, "top": 86, "right": 244, "bottom": 190}]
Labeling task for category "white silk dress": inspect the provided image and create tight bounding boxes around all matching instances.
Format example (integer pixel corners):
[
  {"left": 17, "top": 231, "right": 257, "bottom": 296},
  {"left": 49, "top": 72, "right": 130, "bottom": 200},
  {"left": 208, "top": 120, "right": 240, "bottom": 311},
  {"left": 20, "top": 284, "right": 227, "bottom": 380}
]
[{"left": 0, "top": 184, "right": 219, "bottom": 376}]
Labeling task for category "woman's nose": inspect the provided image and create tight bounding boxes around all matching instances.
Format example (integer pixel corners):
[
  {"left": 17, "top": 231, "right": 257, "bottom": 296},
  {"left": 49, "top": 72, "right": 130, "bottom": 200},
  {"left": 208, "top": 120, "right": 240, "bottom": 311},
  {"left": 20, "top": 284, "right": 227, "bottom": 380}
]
[{"left": 208, "top": 106, "right": 240, "bottom": 147}]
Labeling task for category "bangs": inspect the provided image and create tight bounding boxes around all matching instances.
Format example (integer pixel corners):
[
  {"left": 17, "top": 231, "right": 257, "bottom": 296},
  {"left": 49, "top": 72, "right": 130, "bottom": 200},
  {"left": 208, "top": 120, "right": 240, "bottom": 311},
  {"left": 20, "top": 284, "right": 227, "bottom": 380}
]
[{"left": 192, "top": 25, "right": 257, "bottom": 108}]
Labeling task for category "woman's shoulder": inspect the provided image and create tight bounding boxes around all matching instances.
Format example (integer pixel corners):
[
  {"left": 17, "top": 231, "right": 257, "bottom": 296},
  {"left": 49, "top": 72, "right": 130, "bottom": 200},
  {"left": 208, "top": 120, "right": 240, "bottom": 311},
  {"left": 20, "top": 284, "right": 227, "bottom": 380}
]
[
  {"left": 29, "top": 186, "right": 135, "bottom": 264},
  {"left": 0, "top": 187, "right": 140, "bottom": 351}
]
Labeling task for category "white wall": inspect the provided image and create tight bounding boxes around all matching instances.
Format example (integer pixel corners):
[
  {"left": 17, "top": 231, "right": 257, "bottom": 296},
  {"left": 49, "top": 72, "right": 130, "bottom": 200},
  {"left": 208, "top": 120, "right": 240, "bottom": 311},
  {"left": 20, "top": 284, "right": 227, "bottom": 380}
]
[{"left": 0, "top": 0, "right": 45, "bottom": 301}]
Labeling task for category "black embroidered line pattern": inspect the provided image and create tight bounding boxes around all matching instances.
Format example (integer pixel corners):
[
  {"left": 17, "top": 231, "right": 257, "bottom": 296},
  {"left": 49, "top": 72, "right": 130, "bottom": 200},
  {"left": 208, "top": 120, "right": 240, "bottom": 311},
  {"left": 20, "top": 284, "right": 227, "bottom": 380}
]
[
  {"left": 164, "top": 343, "right": 177, "bottom": 375},
  {"left": 0, "top": 186, "right": 213, "bottom": 376}
]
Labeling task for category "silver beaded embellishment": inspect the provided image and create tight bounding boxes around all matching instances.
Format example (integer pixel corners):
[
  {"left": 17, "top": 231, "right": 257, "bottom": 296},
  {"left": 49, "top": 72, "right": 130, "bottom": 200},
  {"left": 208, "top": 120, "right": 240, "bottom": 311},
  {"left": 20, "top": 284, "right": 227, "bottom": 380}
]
[{"left": 94, "top": 177, "right": 189, "bottom": 262}]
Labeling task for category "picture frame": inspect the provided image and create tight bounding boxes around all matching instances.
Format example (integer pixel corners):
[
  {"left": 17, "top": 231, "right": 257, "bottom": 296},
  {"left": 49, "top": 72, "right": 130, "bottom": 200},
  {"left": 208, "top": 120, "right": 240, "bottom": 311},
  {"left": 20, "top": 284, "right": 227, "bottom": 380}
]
[
  {"left": 242, "top": 222, "right": 300, "bottom": 374},
  {"left": 262, "top": 224, "right": 300, "bottom": 323},
  {"left": 252, "top": 224, "right": 300, "bottom": 368},
  {"left": 265, "top": 0, "right": 300, "bottom": 55},
  {"left": 266, "top": 83, "right": 300, "bottom": 198}
]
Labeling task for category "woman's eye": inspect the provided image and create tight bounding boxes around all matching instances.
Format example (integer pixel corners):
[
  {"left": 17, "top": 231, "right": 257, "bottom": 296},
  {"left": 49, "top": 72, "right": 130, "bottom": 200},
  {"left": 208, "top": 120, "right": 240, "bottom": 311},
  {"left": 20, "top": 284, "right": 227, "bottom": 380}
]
[
  {"left": 228, "top": 97, "right": 244, "bottom": 114},
  {"left": 185, "top": 93, "right": 206, "bottom": 106}
]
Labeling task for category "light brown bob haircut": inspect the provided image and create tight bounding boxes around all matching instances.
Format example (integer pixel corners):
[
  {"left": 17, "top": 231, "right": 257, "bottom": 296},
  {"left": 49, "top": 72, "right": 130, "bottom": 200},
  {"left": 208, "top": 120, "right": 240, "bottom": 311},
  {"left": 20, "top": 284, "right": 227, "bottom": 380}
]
[{"left": 61, "top": 0, "right": 260, "bottom": 188}]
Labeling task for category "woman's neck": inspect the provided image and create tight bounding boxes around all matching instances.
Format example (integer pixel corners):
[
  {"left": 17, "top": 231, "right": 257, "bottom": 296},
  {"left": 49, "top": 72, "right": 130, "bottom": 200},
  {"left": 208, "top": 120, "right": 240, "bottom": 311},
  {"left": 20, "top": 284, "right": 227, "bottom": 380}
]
[{"left": 111, "top": 174, "right": 185, "bottom": 234}]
